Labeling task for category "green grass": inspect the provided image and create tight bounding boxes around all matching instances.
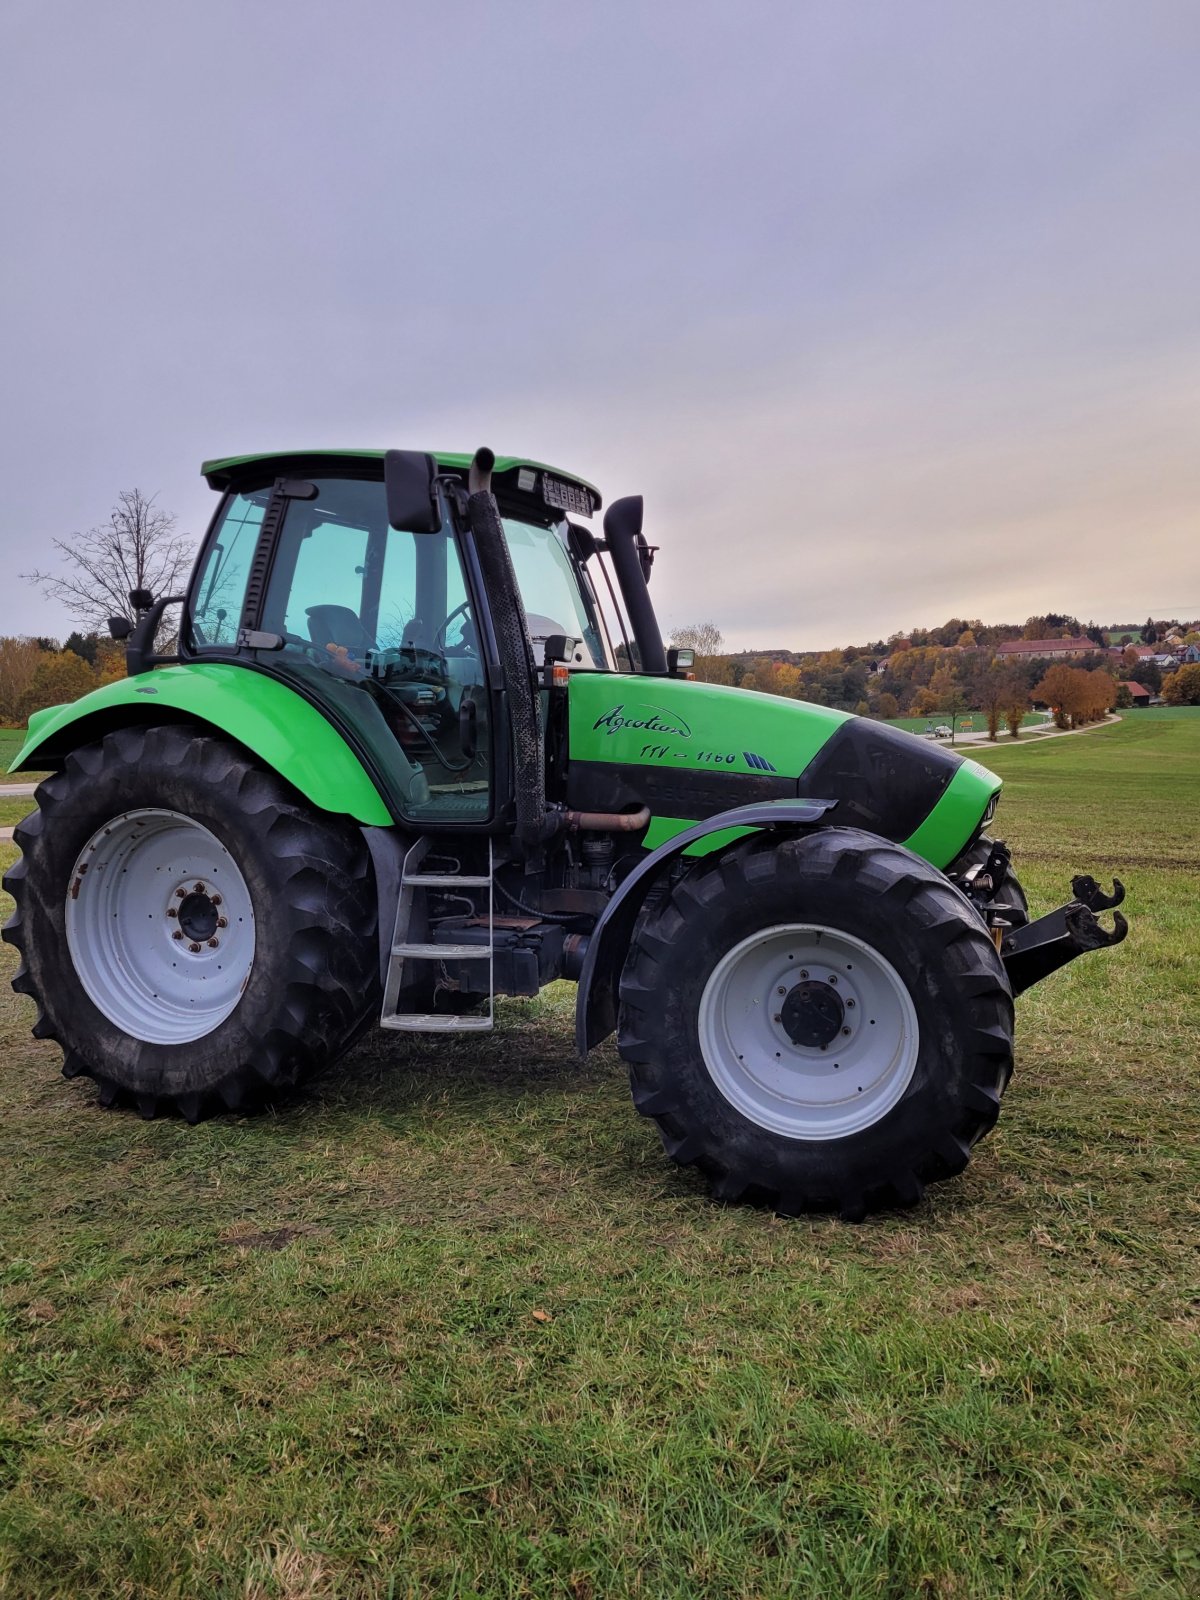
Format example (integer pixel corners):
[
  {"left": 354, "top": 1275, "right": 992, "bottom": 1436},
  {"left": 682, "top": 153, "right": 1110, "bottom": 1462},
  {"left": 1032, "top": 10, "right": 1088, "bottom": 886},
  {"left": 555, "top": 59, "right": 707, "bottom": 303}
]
[
  {"left": 2, "top": 716, "right": 1198, "bottom": 1597},
  {"left": 0, "top": 729, "right": 49, "bottom": 782},
  {"left": 885, "top": 712, "right": 1049, "bottom": 734},
  {"left": 0, "top": 798, "right": 35, "bottom": 829}
]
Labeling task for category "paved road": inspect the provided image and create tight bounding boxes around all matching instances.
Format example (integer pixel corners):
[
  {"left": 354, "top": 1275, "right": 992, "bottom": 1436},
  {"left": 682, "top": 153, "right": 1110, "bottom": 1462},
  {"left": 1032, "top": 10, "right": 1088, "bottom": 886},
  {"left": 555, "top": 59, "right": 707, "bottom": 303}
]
[{"left": 0, "top": 782, "right": 38, "bottom": 797}]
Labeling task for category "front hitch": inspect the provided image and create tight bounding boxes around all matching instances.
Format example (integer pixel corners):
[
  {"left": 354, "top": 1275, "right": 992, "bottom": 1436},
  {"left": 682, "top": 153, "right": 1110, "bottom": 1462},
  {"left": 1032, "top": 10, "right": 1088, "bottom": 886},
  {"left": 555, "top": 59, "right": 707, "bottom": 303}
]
[{"left": 1000, "top": 875, "right": 1128, "bottom": 996}]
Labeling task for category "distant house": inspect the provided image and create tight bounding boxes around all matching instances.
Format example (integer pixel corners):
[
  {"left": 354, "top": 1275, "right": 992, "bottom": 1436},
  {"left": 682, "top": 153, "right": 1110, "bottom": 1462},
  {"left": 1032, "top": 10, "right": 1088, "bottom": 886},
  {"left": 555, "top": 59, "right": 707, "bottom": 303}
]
[
  {"left": 1107, "top": 643, "right": 1156, "bottom": 661},
  {"left": 1124, "top": 682, "right": 1152, "bottom": 706},
  {"left": 996, "top": 636, "right": 1097, "bottom": 660}
]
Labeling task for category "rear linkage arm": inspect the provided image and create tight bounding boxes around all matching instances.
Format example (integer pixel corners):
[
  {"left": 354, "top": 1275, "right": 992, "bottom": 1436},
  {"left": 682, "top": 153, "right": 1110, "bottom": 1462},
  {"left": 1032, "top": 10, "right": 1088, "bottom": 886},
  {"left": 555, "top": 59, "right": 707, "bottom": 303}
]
[{"left": 1000, "top": 874, "right": 1128, "bottom": 997}]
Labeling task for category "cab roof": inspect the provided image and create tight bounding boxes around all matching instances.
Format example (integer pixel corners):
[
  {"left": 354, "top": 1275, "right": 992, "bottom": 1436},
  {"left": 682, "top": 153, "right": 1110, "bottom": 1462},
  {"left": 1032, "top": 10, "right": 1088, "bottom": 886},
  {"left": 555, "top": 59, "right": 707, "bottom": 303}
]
[{"left": 201, "top": 449, "right": 602, "bottom": 511}]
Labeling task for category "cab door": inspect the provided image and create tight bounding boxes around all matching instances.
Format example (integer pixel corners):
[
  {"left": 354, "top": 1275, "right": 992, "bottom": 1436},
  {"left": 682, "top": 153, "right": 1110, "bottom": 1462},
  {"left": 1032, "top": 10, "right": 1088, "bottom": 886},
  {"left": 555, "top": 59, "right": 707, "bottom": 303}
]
[{"left": 188, "top": 473, "right": 494, "bottom": 824}]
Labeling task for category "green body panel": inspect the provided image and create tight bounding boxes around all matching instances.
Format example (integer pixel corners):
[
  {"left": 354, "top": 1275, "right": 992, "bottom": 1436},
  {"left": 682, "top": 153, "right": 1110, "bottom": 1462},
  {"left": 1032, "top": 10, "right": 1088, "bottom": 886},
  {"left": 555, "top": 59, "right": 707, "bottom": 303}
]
[
  {"left": 568, "top": 672, "right": 851, "bottom": 772},
  {"left": 567, "top": 673, "right": 999, "bottom": 868},
  {"left": 902, "top": 758, "right": 1001, "bottom": 869},
  {"left": 10, "top": 664, "right": 393, "bottom": 826},
  {"left": 201, "top": 449, "right": 601, "bottom": 505}
]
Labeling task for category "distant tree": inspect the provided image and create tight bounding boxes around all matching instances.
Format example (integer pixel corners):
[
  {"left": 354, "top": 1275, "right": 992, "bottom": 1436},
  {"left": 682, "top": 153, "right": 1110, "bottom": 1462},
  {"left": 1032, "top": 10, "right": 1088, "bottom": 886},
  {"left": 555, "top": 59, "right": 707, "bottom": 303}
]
[
  {"left": 1031, "top": 663, "right": 1079, "bottom": 729},
  {"left": 1086, "top": 622, "right": 1106, "bottom": 648},
  {"left": 1164, "top": 663, "right": 1200, "bottom": 705},
  {"left": 1141, "top": 617, "right": 1159, "bottom": 644},
  {"left": 1114, "top": 683, "right": 1133, "bottom": 709},
  {"left": 19, "top": 649, "right": 96, "bottom": 722},
  {"left": 1118, "top": 633, "right": 1132, "bottom": 646},
  {"left": 872, "top": 692, "right": 900, "bottom": 721},
  {"left": 24, "top": 489, "right": 193, "bottom": 640},
  {"left": 669, "top": 621, "right": 730, "bottom": 684},
  {"left": 957, "top": 628, "right": 977, "bottom": 648},
  {"left": 63, "top": 630, "right": 99, "bottom": 665},
  {"left": 0, "top": 638, "right": 45, "bottom": 725}
]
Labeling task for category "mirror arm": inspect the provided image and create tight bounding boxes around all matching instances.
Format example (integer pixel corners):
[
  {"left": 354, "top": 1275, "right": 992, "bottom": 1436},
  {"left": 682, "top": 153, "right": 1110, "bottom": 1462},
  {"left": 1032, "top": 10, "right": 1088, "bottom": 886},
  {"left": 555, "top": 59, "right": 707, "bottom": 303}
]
[{"left": 125, "top": 595, "right": 186, "bottom": 677}]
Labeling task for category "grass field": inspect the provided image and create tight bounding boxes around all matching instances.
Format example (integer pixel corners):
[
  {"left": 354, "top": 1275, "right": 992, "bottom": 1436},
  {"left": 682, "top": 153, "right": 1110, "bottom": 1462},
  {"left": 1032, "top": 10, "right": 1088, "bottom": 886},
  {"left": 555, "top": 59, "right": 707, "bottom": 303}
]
[
  {"left": 885, "top": 712, "right": 1050, "bottom": 734},
  {"left": 0, "top": 729, "right": 48, "bottom": 783},
  {"left": 2, "top": 713, "right": 1198, "bottom": 1597}
]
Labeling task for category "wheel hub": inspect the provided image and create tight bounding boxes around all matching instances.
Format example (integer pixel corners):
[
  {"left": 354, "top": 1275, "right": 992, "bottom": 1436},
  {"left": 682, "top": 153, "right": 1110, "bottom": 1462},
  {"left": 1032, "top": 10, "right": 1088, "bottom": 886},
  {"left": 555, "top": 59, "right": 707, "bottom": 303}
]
[
  {"left": 780, "top": 979, "right": 845, "bottom": 1049},
  {"left": 177, "top": 887, "right": 220, "bottom": 943},
  {"left": 65, "top": 808, "right": 255, "bottom": 1045},
  {"left": 697, "top": 924, "right": 920, "bottom": 1140}
]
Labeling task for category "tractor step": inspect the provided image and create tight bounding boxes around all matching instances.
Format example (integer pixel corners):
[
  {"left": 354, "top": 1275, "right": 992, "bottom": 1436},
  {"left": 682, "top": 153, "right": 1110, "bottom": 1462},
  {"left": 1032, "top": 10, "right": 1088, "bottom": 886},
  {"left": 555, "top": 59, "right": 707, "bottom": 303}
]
[
  {"left": 402, "top": 873, "right": 492, "bottom": 887},
  {"left": 381, "top": 1013, "right": 493, "bottom": 1033},
  {"left": 392, "top": 942, "right": 490, "bottom": 960},
  {"left": 380, "top": 840, "right": 496, "bottom": 1034}
]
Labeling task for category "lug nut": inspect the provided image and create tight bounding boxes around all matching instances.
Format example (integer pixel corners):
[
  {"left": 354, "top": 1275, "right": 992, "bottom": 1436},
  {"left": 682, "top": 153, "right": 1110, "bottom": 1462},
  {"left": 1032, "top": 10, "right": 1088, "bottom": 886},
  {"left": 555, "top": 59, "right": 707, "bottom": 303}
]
[
  {"left": 217, "top": 917, "right": 228, "bottom": 929},
  {"left": 777, "top": 986, "right": 786, "bottom": 996},
  {"left": 211, "top": 895, "right": 222, "bottom": 907},
  {"left": 829, "top": 974, "right": 838, "bottom": 985},
  {"left": 799, "top": 969, "right": 808, "bottom": 979},
  {"left": 773, "top": 1013, "right": 782, "bottom": 1023},
  {"left": 842, "top": 1026, "right": 851, "bottom": 1036},
  {"left": 846, "top": 999, "right": 855, "bottom": 1009},
  {"left": 207, "top": 938, "right": 219, "bottom": 949},
  {"left": 172, "top": 930, "right": 183, "bottom": 941},
  {"left": 167, "top": 907, "right": 178, "bottom": 918},
  {"left": 175, "top": 888, "right": 186, "bottom": 899},
  {"left": 189, "top": 943, "right": 201, "bottom": 953}
]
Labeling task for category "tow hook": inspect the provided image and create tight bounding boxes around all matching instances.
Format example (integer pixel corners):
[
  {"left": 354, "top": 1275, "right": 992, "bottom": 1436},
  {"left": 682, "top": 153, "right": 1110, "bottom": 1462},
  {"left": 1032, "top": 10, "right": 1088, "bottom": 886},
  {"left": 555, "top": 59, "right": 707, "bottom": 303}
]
[{"left": 1000, "top": 875, "right": 1128, "bottom": 995}]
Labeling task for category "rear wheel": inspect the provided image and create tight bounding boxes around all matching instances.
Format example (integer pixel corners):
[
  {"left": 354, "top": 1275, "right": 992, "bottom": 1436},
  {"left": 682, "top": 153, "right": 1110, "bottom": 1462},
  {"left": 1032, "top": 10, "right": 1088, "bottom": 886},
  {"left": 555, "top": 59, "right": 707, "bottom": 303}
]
[
  {"left": 2, "top": 724, "right": 379, "bottom": 1119},
  {"left": 618, "top": 827, "right": 1014, "bottom": 1219}
]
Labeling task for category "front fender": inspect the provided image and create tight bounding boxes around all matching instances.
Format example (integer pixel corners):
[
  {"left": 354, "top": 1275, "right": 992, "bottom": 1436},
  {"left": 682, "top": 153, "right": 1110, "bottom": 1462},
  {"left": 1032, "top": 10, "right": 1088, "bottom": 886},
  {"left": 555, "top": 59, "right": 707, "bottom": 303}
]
[
  {"left": 575, "top": 797, "right": 836, "bottom": 1055},
  {"left": 10, "top": 663, "right": 392, "bottom": 826}
]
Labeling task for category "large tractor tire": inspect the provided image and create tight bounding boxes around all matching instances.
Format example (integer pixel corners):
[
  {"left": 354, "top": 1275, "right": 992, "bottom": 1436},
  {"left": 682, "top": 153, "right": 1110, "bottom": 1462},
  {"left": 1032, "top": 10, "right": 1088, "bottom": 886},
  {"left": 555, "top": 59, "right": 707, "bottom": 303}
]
[
  {"left": 2, "top": 725, "right": 379, "bottom": 1120},
  {"left": 617, "top": 827, "right": 1014, "bottom": 1220}
]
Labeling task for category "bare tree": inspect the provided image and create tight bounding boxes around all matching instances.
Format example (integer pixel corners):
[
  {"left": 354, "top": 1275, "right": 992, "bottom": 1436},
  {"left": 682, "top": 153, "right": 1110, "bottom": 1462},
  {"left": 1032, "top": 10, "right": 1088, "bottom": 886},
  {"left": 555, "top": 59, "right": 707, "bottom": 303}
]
[
  {"left": 24, "top": 489, "right": 195, "bottom": 634},
  {"left": 669, "top": 621, "right": 725, "bottom": 657},
  {"left": 667, "top": 620, "right": 733, "bottom": 683}
]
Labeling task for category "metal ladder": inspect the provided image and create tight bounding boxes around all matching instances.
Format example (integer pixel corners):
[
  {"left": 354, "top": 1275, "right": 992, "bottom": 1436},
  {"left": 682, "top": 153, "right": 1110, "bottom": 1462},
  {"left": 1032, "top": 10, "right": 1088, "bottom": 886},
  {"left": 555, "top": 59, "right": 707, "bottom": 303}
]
[{"left": 380, "top": 838, "right": 495, "bottom": 1033}]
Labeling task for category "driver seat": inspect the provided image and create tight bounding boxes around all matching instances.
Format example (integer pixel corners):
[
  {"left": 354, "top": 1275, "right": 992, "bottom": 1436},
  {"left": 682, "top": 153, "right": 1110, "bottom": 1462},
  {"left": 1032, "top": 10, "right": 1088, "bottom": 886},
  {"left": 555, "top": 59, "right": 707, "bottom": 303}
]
[{"left": 306, "top": 604, "right": 375, "bottom": 656}]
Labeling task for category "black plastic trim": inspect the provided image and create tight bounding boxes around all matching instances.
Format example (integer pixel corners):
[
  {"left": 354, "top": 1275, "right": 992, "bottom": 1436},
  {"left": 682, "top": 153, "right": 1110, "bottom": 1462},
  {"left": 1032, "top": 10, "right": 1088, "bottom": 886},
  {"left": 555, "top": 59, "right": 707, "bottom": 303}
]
[{"left": 575, "top": 798, "right": 837, "bottom": 1055}]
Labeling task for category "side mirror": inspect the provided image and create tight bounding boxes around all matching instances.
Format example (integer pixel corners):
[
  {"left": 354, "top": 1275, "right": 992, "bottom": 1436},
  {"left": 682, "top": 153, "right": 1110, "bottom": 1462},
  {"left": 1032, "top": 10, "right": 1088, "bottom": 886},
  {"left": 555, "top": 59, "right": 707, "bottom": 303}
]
[
  {"left": 384, "top": 450, "right": 441, "bottom": 533},
  {"left": 636, "top": 530, "right": 657, "bottom": 584}
]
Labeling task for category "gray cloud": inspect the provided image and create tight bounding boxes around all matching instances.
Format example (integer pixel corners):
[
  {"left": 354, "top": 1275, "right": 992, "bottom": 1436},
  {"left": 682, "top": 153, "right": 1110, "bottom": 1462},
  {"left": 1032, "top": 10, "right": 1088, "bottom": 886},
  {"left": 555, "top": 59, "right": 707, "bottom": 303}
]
[{"left": 2, "top": 0, "right": 1197, "bottom": 646}]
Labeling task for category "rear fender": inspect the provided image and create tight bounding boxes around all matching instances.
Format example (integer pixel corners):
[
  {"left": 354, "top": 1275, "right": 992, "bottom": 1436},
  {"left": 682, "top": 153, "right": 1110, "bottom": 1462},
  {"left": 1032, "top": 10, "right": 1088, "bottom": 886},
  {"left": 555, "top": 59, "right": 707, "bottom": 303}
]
[
  {"left": 9, "top": 663, "right": 393, "bottom": 826},
  {"left": 576, "top": 797, "right": 836, "bottom": 1055}
]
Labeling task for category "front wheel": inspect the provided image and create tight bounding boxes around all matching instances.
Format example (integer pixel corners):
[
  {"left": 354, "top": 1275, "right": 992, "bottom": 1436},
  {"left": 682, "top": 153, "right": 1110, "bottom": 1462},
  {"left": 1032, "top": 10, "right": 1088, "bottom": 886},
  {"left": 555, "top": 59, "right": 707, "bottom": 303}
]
[
  {"left": 3, "top": 724, "right": 380, "bottom": 1119},
  {"left": 618, "top": 827, "right": 1015, "bottom": 1219}
]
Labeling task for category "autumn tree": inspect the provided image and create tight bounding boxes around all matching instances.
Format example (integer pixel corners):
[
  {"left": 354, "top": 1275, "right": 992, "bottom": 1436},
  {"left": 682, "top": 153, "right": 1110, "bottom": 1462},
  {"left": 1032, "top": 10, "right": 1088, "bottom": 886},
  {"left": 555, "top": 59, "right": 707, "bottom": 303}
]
[
  {"left": 24, "top": 489, "right": 194, "bottom": 639},
  {"left": 0, "top": 638, "right": 45, "bottom": 726},
  {"left": 19, "top": 649, "right": 96, "bottom": 722},
  {"left": 1164, "top": 663, "right": 1200, "bottom": 705},
  {"left": 1031, "top": 663, "right": 1079, "bottom": 729}
]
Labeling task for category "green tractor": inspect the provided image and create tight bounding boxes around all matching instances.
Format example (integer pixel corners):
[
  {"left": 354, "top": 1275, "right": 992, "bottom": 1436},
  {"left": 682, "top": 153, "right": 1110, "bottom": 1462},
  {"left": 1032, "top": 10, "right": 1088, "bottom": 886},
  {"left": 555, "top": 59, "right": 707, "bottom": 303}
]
[{"left": 2, "top": 448, "right": 1127, "bottom": 1217}]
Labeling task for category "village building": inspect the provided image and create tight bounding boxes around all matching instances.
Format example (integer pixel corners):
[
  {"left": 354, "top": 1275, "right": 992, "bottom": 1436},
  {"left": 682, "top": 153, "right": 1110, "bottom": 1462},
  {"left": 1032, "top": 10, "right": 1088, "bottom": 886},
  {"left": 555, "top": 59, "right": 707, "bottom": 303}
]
[{"left": 995, "top": 636, "right": 1097, "bottom": 660}]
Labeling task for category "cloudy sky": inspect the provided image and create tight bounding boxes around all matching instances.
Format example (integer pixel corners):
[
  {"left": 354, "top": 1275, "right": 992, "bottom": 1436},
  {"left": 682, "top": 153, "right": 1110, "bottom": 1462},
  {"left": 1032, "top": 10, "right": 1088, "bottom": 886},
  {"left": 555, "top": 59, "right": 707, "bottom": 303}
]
[{"left": 2, "top": 0, "right": 1198, "bottom": 650}]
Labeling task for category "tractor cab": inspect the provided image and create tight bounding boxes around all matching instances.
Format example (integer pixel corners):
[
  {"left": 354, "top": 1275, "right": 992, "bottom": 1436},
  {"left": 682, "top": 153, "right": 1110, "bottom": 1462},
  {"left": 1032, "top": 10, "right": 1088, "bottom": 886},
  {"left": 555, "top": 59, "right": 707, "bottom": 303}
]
[{"left": 184, "top": 450, "right": 638, "bottom": 827}]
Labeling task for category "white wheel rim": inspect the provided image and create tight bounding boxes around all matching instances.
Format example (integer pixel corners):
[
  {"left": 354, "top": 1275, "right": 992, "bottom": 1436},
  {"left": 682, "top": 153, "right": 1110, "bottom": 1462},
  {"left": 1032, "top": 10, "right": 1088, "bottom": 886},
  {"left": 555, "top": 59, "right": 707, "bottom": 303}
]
[
  {"left": 698, "top": 923, "right": 919, "bottom": 1140},
  {"left": 65, "top": 808, "right": 256, "bottom": 1045}
]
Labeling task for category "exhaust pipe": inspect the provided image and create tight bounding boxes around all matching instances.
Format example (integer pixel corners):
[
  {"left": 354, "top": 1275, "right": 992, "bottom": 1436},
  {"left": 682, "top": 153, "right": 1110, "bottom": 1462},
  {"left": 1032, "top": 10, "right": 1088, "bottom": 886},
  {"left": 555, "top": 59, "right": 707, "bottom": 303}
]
[
  {"left": 604, "top": 496, "right": 667, "bottom": 675},
  {"left": 465, "top": 448, "right": 559, "bottom": 850}
]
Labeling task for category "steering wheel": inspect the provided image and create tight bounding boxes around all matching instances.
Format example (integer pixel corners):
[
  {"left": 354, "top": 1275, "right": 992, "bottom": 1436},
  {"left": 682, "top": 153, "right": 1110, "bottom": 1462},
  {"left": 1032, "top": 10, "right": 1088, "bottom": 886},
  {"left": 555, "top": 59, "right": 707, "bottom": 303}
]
[{"left": 434, "top": 601, "right": 474, "bottom": 653}]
